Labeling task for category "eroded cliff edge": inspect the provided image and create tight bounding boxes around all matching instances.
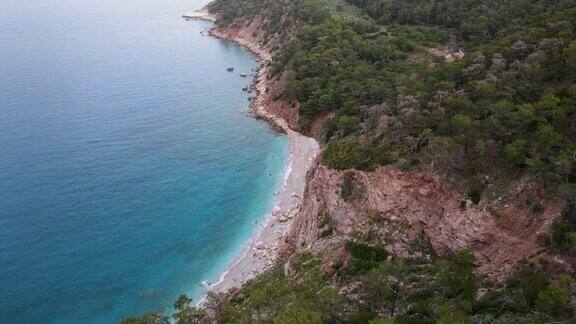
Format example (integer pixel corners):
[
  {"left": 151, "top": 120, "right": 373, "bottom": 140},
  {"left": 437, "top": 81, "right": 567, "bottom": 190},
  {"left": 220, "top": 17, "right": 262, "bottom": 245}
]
[{"left": 290, "top": 166, "right": 570, "bottom": 279}]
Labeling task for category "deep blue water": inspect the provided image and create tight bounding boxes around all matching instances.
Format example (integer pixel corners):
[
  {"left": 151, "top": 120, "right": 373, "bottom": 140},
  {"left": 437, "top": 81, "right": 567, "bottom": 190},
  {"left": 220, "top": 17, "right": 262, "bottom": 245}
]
[{"left": 0, "top": 0, "right": 288, "bottom": 322}]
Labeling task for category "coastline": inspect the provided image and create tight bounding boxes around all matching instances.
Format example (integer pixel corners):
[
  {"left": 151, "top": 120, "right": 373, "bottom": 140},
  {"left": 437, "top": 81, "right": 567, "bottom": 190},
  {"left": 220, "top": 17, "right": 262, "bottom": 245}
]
[
  {"left": 181, "top": 9, "right": 216, "bottom": 22},
  {"left": 187, "top": 10, "right": 319, "bottom": 294}
]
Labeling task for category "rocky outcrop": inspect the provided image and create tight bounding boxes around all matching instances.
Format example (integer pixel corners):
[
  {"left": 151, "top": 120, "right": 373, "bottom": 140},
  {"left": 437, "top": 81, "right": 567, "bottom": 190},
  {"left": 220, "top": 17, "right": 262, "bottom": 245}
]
[
  {"left": 287, "top": 165, "right": 567, "bottom": 280},
  {"left": 209, "top": 18, "right": 301, "bottom": 130},
  {"left": 210, "top": 17, "right": 274, "bottom": 60}
]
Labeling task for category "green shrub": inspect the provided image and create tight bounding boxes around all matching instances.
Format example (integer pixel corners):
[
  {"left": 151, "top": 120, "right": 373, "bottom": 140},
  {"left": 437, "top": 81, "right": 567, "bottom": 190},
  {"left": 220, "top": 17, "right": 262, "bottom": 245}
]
[
  {"left": 346, "top": 241, "right": 388, "bottom": 262},
  {"left": 467, "top": 179, "right": 484, "bottom": 204},
  {"left": 551, "top": 202, "right": 576, "bottom": 254},
  {"left": 535, "top": 284, "right": 571, "bottom": 317},
  {"left": 320, "top": 228, "right": 334, "bottom": 238},
  {"left": 274, "top": 306, "right": 323, "bottom": 323},
  {"left": 341, "top": 171, "right": 365, "bottom": 201},
  {"left": 344, "top": 241, "right": 388, "bottom": 275},
  {"left": 323, "top": 137, "right": 370, "bottom": 170},
  {"left": 323, "top": 137, "right": 391, "bottom": 171},
  {"left": 506, "top": 262, "right": 549, "bottom": 307},
  {"left": 436, "top": 251, "right": 478, "bottom": 300}
]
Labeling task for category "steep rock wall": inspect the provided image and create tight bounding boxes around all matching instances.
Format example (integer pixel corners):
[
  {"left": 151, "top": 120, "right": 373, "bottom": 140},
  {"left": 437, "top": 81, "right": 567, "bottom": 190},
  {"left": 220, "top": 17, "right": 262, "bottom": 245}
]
[{"left": 288, "top": 165, "right": 566, "bottom": 279}]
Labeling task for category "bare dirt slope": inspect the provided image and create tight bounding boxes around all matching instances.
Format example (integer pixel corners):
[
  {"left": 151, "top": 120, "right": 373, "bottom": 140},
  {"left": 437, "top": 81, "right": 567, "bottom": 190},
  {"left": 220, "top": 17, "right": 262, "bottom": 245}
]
[{"left": 288, "top": 165, "right": 566, "bottom": 280}]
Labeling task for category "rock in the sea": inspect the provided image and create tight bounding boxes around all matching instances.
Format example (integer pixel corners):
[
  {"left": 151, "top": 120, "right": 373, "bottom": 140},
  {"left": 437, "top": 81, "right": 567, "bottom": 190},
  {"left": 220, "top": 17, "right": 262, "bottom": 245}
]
[
  {"left": 240, "top": 73, "right": 247, "bottom": 78},
  {"left": 226, "top": 66, "right": 234, "bottom": 72}
]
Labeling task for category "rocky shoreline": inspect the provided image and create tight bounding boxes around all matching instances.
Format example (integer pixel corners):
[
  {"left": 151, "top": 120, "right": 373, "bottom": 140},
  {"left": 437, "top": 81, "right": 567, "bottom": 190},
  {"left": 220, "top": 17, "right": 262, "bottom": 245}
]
[{"left": 181, "top": 9, "right": 216, "bottom": 22}]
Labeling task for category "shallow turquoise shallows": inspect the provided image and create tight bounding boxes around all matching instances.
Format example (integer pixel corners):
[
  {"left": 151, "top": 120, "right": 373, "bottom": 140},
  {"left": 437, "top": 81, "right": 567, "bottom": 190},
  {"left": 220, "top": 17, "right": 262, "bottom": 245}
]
[{"left": 0, "top": 0, "right": 288, "bottom": 322}]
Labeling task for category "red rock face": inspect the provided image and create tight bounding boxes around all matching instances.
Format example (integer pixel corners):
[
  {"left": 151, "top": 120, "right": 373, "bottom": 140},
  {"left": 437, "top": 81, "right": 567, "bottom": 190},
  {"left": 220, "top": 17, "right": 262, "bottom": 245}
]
[
  {"left": 289, "top": 164, "right": 567, "bottom": 280},
  {"left": 259, "top": 67, "right": 301, "bottom": 130}
]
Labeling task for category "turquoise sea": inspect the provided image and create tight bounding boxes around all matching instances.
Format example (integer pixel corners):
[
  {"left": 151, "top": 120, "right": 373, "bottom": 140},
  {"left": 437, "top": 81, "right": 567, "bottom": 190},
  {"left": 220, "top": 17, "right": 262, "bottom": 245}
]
[{"left": 0, "top": 0, "right": 288, "bottom": 322}]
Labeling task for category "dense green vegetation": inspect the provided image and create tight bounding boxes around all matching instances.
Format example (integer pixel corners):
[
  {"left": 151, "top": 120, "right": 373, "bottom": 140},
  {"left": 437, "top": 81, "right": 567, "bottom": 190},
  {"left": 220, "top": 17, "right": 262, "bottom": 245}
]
[
  {"left": 275, "top": 0, "right": 576, "bottom": 199},
  {"left": 282, "top": 2, "right": 576, "bottom": 192},
  {"left": 346, "top": 0, "right": 576, "bottom": 43},
  {"left": 124, "top": 247, "right": 574, "bottom": 323}
]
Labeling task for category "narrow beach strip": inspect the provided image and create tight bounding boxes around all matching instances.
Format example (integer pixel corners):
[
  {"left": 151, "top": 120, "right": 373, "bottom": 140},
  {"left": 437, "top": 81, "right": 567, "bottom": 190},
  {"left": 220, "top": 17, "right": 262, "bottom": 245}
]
[{"left": 185, "top": 7, "right": 320, "bottom": 295}]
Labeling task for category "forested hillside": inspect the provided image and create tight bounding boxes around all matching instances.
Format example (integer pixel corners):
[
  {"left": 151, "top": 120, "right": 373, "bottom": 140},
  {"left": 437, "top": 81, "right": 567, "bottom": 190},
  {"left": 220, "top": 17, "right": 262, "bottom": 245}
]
[
  {"left": 209, "top": 0, "right": 576, "bottom": 254},
  {"left": 124, "top": 0, "right": 576, "bottom": 322},
  {"left": 213, "top": 0, "right": 576, "bottom": 210},
  {"left": 125, "top": 245, "right": 576, "bottom": 323}
]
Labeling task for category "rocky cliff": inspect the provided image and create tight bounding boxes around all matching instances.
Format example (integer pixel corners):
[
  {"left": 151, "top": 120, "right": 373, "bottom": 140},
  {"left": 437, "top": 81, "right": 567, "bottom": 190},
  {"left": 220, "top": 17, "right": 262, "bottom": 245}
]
[{"left": 287, "top": 165, "right": 570, "bottom": 280}]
